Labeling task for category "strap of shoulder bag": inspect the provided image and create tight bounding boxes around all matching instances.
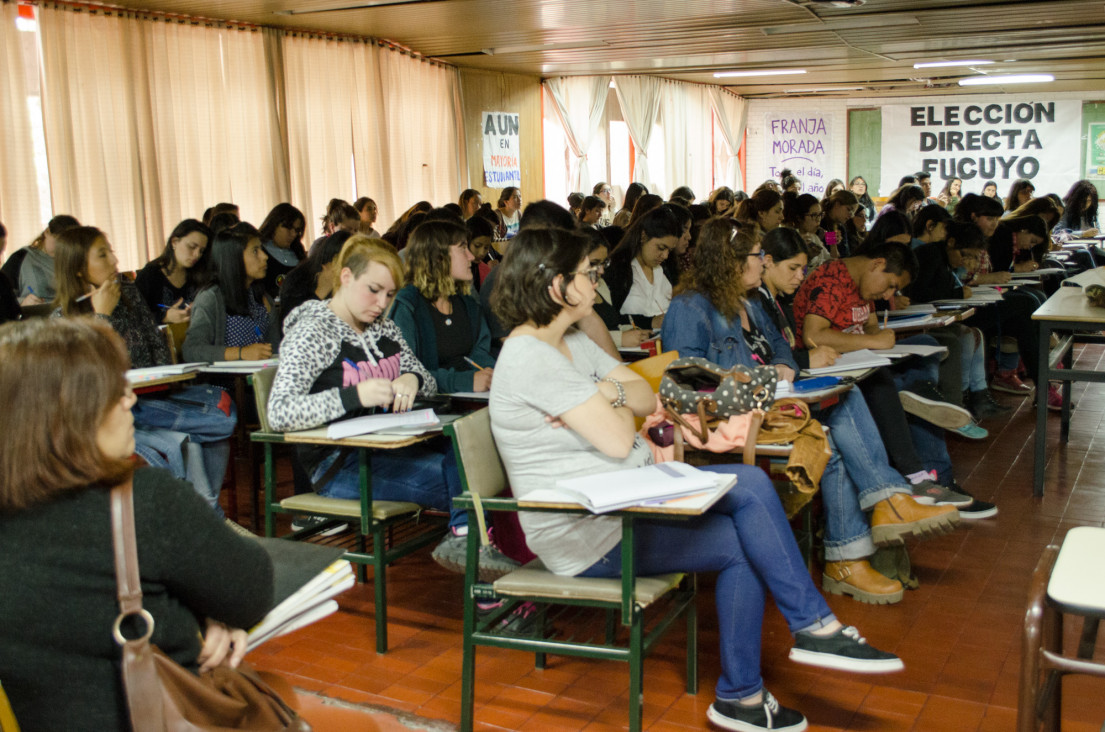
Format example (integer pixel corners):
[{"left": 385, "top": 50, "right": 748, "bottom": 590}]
[{"left": 110, "top": 479, "right": 144, "bottom": 618}]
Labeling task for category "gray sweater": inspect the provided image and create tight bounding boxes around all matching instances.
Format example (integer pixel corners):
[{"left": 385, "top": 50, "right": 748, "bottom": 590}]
[
  {"left": 182, "top": 287, "right": 281, "bottom": 363},
  {"left": 18, "top": 247, "right": 56, "bottom": 300}
]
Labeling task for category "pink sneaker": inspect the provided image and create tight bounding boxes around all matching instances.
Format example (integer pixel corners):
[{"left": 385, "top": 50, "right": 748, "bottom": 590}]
[
  {"left": 991, "top": 370, "right": 1033, "bottom": 396},
  {"left": 1047, "top": 384, "right": 1075, "bottom": 412}
]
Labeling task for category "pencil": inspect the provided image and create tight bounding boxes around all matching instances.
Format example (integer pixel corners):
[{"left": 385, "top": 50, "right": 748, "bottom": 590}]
[
  {"left": 464, "top": 356, "right": 488, "bottom": 372},
  {"left": 882, "top": 308, "right": 888, "bottom": 329},
  {"left": 806, "top": 334, "right": 817, "bottom": 349}
]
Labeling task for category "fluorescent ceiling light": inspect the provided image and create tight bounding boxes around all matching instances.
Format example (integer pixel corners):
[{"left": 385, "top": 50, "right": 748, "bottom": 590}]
[
  {"left": 483, "top": 40, "right": 606, "bottom": 55},
  {"left": 913, "top": 60, "right": 994, "bottom": 69},
  {"left": 762, "top": 15, "right": 919, "bottom": 35},
  {"left": 959, "top": 73, "right": 1054, "bottom": 86},
  {"left": 714, "top": 69, "right": 806, "bottom": 78},
  {"left": 784, "top": 87, "right": 863, "bottom": 93},
  {"left": 275, "top": 0, "right": 441, "bottom": 13}
]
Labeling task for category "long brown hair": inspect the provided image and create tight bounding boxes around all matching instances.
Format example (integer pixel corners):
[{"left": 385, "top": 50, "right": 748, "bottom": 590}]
[
  {"left": 54, "top": 226, "right": 107, "bottom": 316},
  {"left": 0, "top": 317, "right": 135, "bottom": 513},
  {"left": 406, "top": 220, "right": 470, "bottom": 300},
  {"left": 676, "top": 218, "right": 756, "bottom": 321}
]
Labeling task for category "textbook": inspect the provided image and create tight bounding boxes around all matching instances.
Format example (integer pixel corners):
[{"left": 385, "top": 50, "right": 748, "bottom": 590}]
[
  {"left": 126, "top": 362, "right": 206, "bottom": 383},
  {"left": 247, "top": 538, "right": 354, "bottom": 651},
  {"left": 326, "top": 408, "right": 440, "bottom": 439},
  {"left": 521, "top": 462, "right": 736, "bottom": 514}
]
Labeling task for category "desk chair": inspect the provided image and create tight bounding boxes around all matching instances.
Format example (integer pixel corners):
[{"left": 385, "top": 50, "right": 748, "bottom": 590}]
[
  {"left": 250, "top": 366, "right": 447, "bottom": 653},
  {"left": 446, "top": 408, "right": 697, "bottom": 732},
  {"left": 1018, "top": 527, "right": 1105, "bottom": 731}
]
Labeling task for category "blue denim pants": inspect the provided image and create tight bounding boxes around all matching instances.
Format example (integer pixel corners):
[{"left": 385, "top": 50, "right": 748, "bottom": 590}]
[
  {"left": 577, "top": 464, "right": 835, "bottom": 701},
  {"left": 131, "top": 385, "right": 236, "bottom": 514},
  {"left": 960, "top": 327, "right": 987, "bottom": 392},
  {"left": 820, "top": 389, "right": 911, "bottom": 561},
  {"left": 310, "top": 439, "right": 466, "bottom": 529},
  {"left": 889, "top": 335, "right": 955, "bottom": 484}
]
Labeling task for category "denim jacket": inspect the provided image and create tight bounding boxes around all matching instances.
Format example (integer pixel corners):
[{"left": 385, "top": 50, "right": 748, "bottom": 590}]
[{"left": 661, "top": 292, "right": 799, "bottom": 372}]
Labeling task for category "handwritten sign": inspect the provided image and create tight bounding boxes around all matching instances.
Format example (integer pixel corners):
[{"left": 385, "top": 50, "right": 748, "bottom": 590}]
[
  {"left": 764, "top": 112, "right": 835, "bottom": 195},
  {"left": 880, "top": 99, "right": 1080, "bottom": 196},
  {"left": 482, "top": 111, "right": 521, "bottom": 188}
]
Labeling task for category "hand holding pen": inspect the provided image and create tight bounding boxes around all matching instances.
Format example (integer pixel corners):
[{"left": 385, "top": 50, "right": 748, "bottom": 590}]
[
  {"left": 464, "top": 356, "right": 494, "bottom": 392},
  {"left": 159, "top": 298, "right": 192, "bottom": 324}
]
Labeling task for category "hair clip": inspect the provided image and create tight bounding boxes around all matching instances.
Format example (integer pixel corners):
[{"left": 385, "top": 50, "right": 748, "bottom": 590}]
[{"left": 537, "top": 263, "right": 547, "bottom": 272}]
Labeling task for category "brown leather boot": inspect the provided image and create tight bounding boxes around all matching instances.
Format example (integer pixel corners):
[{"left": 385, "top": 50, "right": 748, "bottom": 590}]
[
  {"left": 822, "top": 559, "right": 904, "bottom": 604},
  {"left": 871, "top": 493, "right": 960, "bottom": 546}
]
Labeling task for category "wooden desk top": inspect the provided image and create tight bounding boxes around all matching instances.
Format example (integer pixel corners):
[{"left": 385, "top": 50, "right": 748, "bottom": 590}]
[
  {"left": 262, "top": 426, "right": 437, "bottom": 450},
  {"left": 1033, "top": 279, "right": 1105, "bottom": 323},
  {"left": 130, "top": 372, "right": 198, "bottom": 390}
]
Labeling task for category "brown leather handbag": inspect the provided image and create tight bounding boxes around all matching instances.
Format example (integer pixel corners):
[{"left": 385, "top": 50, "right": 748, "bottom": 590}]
[{"left": 110, "top": 480, "right": 310, "bottom": 731}]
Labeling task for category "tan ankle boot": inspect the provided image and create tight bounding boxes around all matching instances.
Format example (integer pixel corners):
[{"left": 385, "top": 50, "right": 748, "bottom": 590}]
[
  {"left": 871, "top": 493, "right": 960, "bottom": 547},
  {"left": 822, "top": 559, "right": 903, "bottom": 605}
]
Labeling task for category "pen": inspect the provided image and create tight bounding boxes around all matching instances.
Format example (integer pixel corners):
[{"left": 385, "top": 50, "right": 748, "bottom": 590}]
[
  {"left": 253, "top": 325, "right": 265, "bottom": 341},
  {"left": 882, "top": 309, "right": 888, "bottom": 329},
  {"left": 806, "top": 334, "right": 817, "bottom": 349},
  {"left": 464, "top": 356, "right": 488, "bottom": 372}
]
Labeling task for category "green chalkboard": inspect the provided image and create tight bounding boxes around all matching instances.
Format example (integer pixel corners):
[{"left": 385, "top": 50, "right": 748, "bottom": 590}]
[
  {"left": 1080, "top": 101, "right": 1105, "bottom": 198},
  {"left": 847, "top": 108, "right": 881, "bottom": 196}
]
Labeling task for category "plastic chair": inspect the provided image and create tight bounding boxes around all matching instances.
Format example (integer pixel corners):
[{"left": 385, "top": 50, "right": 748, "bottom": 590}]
[
  {"left": 446, "top": 408, "right": 697, "bottom": 732},
  {"left": 250, "top": 366, "right": 447, "bottom": 653}
]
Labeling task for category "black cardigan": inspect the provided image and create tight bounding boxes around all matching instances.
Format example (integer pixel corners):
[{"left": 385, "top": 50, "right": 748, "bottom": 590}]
[
  {"left": 907, "top": 242, "right": 965, "bottom": 303},
  {"left": 0, "top": 467, "right": 273, "bottom": 731}
]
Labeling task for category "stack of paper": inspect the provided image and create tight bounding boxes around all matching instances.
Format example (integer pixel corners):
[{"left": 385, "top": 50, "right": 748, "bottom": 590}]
[
  {"left": 521, "top": 462, "right": 736, "bottom": 514},
  {"left": 247, "top": 539, "right": 354, "bottom": 651},
  {"left": 881, "top": 314, "right": 938, "bottom": 330},
  {"left": 126, "top": 362, "right": 206, "bottom": 384},
  {"left": 804, "top": 349, "right": 892, "bottom": 376},
  {"left": 877, "top": 304, "right": 937, "bottom": 318},
  {"left": 199, "top": 358, "right": 280, "bottom": 373},
  {"left": 326, "top": 408, "right": 440, "bottom": 439}
]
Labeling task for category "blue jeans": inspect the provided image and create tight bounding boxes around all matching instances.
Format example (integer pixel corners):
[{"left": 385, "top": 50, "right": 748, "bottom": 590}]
[
  {"left": 132, "top": 385, "right": 236, "bottom": 514},
  {"left": 889, "top": 335, "right": 955, "bottom": 484},
  {"left": 310, "top": 439, "right": 466, "bottom": 529},
  {"left": 820, "top": 389, "right": 910, "bottom": 561},
  {"left": 577, "top": 464, "right": 835, "bottom": 701},
  {"left": 961, "top": 327, "right": 987, "bottom": 392}
]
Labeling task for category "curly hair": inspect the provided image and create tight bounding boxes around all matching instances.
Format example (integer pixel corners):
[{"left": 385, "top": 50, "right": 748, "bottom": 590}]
[
  {"left": 675, "top": 217, "right": 755, "bottom": 321},
  {"left": 406, "top": 220, "right": 470, "bottom": 300}
]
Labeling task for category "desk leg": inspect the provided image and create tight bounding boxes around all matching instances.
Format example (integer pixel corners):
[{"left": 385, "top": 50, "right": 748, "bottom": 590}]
[
  {"left": 1060, "top": 341, "right": 1072, "bottom": 441},
  {"left": 1035, "top": 322, "right": 1050, "bottom": 497}
]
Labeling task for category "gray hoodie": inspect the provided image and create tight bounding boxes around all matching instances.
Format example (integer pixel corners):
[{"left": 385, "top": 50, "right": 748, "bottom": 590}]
[{"left": 18, "top": 247, "right": 56, "bottom": 300}]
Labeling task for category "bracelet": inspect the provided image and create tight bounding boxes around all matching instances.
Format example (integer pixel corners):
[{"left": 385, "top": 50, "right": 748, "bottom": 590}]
[{"left": 603, "top": 377, "right": 627, "bottom": 409}]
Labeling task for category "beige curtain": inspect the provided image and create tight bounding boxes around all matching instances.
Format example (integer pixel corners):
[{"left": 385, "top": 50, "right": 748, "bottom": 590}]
[
  {"left": 37, "top": 5, "right": 149, "bottom": 270},
  {"left": 0, "top": 3, "right": 44, "bottom": 253},
  {"left": 613, "top": 76, "right": 662, "bottom": 187},
  {"left": 543, "top": 76, "right": 610, "bottom": 193},
  {"left": 282, "top": 34, "right": 355, "bottom": 243},
  {"left": 710, "top": 87, "right": 749, "bottom": 193},
  {"left": 355, "top": 45, "right": 463, "bottom": 227},
  {"left": 659, "top": 80, "right": 712, "bottom": 200}
]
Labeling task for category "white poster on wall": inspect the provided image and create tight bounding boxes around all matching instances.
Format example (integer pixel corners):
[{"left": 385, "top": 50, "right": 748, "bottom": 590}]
[
  {"left": 879, "top": 99, "right": 1081, "bottom": 197},
  {"left": 763, "top": 111, "right": 835, "bottom": 196},
  {"left": 482, "top": 111, "right": 521, "bottom": 188}
]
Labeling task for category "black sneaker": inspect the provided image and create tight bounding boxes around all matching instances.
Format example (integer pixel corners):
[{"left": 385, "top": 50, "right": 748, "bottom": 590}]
[
  {"left": 944, "top": 481, "right": 999, "bottom": 520},
  {"left": 291, "top": 515, "right": 348, "bottom": 537},
  {"left": 789, "top": 625, "right": 904, "bottom": 674},
  {"left": 911, "top": 478, "right": 973, "bottom": 507},
  {"left": 899, "top": 380, "right": 972, "bottom": 430},
  {"left": 707, "top": 691, "right": 807, "bottom": 732}
]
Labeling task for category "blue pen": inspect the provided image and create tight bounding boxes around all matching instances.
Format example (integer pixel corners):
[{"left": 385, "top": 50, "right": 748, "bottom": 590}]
[
  {"left": 253, "top": 325, "right": 265, "bottom": 341},
  {"left": 26, "top": 286, "right": 34, "bottom": 296},
  {"left": 157, "top": 303, "right": 170, "bottom": 310}
]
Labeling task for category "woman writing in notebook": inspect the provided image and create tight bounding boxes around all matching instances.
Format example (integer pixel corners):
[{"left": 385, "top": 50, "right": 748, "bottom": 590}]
[
  {"left": 0, "top": 317, "right": 271, "bottom": 730},
  {"left": 134, "top": 219, "right": 212, "bottom": 323},
  {"left": 53, "top": 226, "right": 237, "bottom": 514},
  {"left": 267, "top": 235, "right": 516, "bottom": 580},
  {"left": 489, "top": 225, "right": 902, "bottom": 732}
]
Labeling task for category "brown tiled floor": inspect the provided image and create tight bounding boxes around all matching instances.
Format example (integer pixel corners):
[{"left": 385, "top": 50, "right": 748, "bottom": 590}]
[{"left": 234, "top": 345, "right": 1105, "bottom": 731}]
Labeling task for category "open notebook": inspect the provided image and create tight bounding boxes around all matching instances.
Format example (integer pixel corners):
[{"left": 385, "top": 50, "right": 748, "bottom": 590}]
[{"left": 520, "top": 462, "right": 736, "bottom": 514}]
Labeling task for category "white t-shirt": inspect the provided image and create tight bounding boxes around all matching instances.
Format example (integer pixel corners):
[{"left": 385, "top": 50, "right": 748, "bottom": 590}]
[
  {"left": 490, "top": 331, "right": 653, "bottom": 576},
  {"left": 620, "top": 258, "right": 672, "bottom": 318}
]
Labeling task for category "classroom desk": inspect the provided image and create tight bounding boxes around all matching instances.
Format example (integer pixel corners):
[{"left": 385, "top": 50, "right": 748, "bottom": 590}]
[
  {"left": 251, "top": 426, "right": 446, "bottom": 653},
  {"left": 129, "top": 371, "right": 198, "bottom": 391},
  {"left": 1031, "top": 269, "right": 1105, "bottom": 496}
]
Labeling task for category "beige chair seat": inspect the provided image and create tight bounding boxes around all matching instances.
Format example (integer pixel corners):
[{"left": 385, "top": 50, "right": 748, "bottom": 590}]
[
  {"left": 279, "top": 493, "right": 421, "bottom": 521},
  {"left": 493, "top": 560, "right": 684, "bottom": 605}
]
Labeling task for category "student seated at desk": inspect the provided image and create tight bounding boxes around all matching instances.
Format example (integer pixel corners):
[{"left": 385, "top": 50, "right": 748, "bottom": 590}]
[
  {"left": 604, "top": 205, "right": 683, "bottom": 330},
  {"left": 54, "top": 226, "right": 237, "bottom": 514},
  {"left": 791, "top": 235, "right": 996, "bottom": 517},
  {"left": 7, "top": 214, "right": 79, "bottom": 305},
  {"left": 258, "top": 203, "right": 307, "bottom": 301},
  {"left": 279, "top": 229, "right": 351, "bottom": 335},
  {"left": 392, "top": 220, "right": 495, "bottom": 394},
  {"left": 0, "top": 317, "right": 271, "bottom": 731},
  {"left": 489, "top": 225, "right": 902, "bottom": 732},
  {"left": 662, "top": 221, "right": 961, "bottom": 605},
  {"left": 135, "top": 219, "right": 212, "bottom": 324},
  {"left": 267, "top": 235, "right": 516, "bottom": 579},
  {"left": 1053, "top": 179, "right": 1100, "bottom": 242},
  {"left": 0, "top": 221, "right": 21, "bottom": 325},
  {"left": 183, "top": 222, "right": 281, "bottom": 363}
]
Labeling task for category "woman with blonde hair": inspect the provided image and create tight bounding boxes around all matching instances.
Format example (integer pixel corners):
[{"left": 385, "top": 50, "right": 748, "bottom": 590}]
[
  {"left": 268, "top": 234, "right": 515, "bottom": 578},
  {"left": 0, "top": 316, "right": 271, "bottom": 730},
  {"left": 8, "top": 214, "right": 79, "bottom": 304},
  {"left": 392, "top": 220, "right": 495, "bottom": 394}
]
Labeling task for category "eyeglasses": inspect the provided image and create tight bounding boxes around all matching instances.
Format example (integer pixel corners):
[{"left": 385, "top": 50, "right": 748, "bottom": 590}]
[
  {"left": 805, "top": 211, "right": 822, "bottom": 219},
  {"left": 748, "top": 249, "right": 765, "bottom": 260},
  {"left": 589, "top": 258, "right": 611, "bottom": 271},
  {"left": 574, "top": 266, "right": 604, "bottom": 285}
]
